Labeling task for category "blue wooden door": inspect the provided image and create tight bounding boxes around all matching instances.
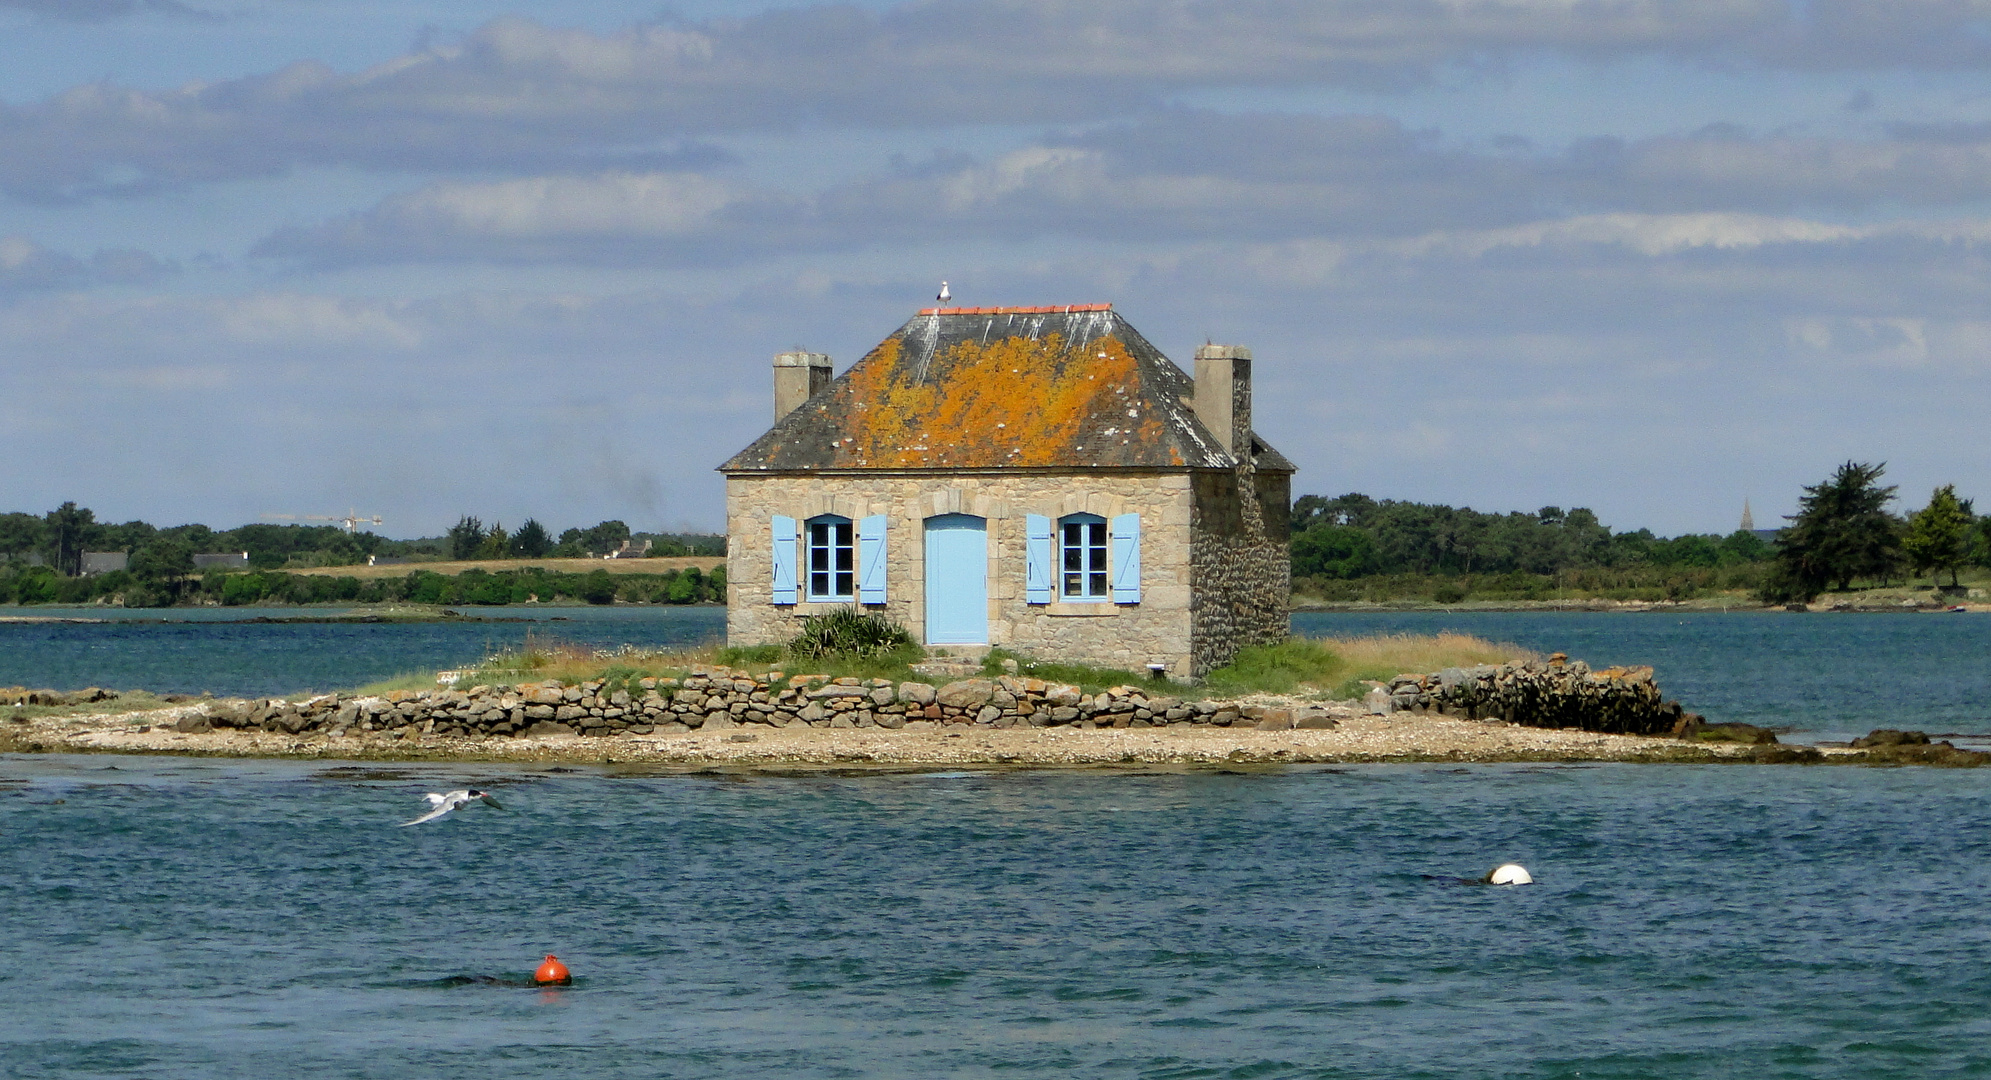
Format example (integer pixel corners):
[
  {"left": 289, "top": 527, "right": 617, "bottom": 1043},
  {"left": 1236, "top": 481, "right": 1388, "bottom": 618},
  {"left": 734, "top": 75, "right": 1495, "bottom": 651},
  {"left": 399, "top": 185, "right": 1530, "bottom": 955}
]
[{"left": 924, "top": 514, "right": 988, "bottom": 645}]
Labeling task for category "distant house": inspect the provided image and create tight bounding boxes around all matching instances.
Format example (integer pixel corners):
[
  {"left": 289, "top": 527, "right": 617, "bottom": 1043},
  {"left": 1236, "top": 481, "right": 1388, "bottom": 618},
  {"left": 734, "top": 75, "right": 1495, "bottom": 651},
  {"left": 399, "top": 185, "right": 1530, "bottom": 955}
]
[
  {"left": 720, "top": 304, "right": 1293, "bottom": 677},
  {"left": 367, "top": 555, "right": 411, "bottom": 567},
  {"left": 193, "top": 552, "right": 250, "bottom": 571},
  {"left": 80, "top": 551, "right": 128, "bottom": 575},
  {"left": 604, "top": 539, "right": 654, "bottom": 559}
]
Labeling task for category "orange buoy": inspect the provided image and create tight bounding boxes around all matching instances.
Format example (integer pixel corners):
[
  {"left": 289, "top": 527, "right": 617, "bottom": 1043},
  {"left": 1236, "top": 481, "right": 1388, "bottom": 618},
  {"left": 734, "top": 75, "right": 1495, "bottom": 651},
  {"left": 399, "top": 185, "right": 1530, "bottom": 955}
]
[{"left": 533, "top": 955, "right": 571, "bottom": 985}]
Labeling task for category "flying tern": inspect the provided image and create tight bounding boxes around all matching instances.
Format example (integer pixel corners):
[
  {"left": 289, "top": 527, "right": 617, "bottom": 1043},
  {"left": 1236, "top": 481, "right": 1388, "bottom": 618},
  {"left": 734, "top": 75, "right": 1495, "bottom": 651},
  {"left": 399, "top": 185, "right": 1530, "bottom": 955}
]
[{"left": 400, "top": 788, "right": 504, "bottom": 826}]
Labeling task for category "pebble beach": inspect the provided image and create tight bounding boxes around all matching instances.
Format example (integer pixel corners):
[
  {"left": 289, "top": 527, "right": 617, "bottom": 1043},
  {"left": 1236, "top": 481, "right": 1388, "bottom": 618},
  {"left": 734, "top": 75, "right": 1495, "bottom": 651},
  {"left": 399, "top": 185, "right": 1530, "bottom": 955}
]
[{"left": 4, "top": 697, "right": 1799, "bottom": 766}]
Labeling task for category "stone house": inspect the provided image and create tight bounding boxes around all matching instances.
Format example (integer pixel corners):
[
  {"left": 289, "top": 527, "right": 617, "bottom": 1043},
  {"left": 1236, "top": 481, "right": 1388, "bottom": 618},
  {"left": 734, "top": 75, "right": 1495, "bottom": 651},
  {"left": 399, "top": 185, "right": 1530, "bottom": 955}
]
[{"left": 720, "top": 304, "right": 1293, "bottom": 677}]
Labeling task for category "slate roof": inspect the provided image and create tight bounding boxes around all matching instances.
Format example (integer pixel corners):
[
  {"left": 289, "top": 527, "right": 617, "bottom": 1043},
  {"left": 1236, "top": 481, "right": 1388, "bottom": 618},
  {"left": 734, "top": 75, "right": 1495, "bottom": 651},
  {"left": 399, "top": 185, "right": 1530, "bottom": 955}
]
[{"left": 721, "top": 306, "right": 1294, "bottom": 474}]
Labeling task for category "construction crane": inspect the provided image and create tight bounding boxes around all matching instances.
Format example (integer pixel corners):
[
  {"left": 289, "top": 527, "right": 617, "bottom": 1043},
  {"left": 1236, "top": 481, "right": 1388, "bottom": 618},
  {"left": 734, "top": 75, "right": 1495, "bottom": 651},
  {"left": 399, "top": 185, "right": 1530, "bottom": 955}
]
[{"left": 260, "top": 509, "right": 383, "bottom": 532}]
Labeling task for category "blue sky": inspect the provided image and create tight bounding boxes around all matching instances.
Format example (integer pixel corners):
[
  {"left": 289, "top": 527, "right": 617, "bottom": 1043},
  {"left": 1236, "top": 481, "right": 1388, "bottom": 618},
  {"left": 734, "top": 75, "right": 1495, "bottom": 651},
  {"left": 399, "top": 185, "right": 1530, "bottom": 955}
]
[{"left": 6, "top": 0, "right": 1991, "bottom": 537}]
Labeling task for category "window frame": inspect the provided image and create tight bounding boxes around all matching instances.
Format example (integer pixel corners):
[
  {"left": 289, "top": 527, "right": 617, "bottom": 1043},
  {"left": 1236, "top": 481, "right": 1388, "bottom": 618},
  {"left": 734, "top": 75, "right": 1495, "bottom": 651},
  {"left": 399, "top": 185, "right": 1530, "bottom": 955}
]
[
  {"left": 805, "top": 515, "right": 856, "bottom": 602},
  {"left": 1057, "top": 513, "right": 1110, "bottom": 602}
]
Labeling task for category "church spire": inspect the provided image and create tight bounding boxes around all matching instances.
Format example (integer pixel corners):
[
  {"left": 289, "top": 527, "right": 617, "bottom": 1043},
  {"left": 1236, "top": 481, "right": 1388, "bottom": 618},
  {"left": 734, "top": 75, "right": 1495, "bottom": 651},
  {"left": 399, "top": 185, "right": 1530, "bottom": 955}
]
[{"left": 1740, "top": 498, "right": 1755, "bottom": 532}]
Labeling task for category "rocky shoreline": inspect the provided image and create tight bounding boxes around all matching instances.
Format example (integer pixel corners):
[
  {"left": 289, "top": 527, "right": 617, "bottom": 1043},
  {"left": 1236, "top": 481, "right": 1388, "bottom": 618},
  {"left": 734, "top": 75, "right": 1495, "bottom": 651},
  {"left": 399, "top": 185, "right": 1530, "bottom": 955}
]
[
  {"left": 0, "top": 698, "right": 1759, "bottom": 766},
  {"left": 4, "top": 674, "right": 1981, "bottom": 767},
  {"left": 4, "top": 655, "right": 1687, "bottom": 745}
]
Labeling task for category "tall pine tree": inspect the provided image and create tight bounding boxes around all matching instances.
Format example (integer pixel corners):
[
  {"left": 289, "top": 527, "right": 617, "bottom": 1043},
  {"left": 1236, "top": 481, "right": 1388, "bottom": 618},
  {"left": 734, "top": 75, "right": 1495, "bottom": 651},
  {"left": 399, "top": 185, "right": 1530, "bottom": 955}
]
[{"left": 1774, "top": 461, "right": 1903, "bottom": 595}]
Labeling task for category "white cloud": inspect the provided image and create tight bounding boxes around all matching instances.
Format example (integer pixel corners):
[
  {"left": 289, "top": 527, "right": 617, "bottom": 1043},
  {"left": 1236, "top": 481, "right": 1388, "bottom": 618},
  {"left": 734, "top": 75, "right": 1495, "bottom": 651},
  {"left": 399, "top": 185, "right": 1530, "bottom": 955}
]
[
  {"left": 1392, "top": 212, "right": 1867, "bottom": 257},
  {"left": 11, "top": 3, "right": 1991, "bottom": 198},
  {"left": 254, "top": 172, "right": 806, "bottom": 265},
  {"left": 242, "top": 105, "right": 1991, "bottom": 269}
]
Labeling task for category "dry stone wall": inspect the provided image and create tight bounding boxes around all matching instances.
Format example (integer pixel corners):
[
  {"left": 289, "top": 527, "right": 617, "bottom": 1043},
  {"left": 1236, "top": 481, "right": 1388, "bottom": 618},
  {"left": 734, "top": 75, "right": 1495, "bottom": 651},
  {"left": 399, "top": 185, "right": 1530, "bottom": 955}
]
[
  {"left": 0, "top": 687, "right": 120, "bottom": 706},
  {"left": 159, "top": 668, "right": 1345, "bottom": 738},
  {"left": 8, "top": 656, "right": 1694, "bottom": 743},
  {"left": 1366, "top": 653, "right": 1695, "bottom": 737}
]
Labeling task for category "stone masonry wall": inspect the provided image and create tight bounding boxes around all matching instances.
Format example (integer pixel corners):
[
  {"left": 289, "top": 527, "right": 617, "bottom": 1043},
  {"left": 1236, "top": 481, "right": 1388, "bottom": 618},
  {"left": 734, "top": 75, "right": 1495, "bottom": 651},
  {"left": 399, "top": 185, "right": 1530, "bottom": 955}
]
[
  {"left": 138, "top": 651, "right": 1683, "bottom": 741},
  {"left": 726, "top": 473, "right": 1198, "bottom": 675},
  {"left": 1365, "top": 653, "right": 1691, "bottom": 736},
  {"left": 1188, "top": 467, "right": 1291, "bottom": 674},
  {"left": 156, "top": 669, "right": 1342, "bottom": 739}
]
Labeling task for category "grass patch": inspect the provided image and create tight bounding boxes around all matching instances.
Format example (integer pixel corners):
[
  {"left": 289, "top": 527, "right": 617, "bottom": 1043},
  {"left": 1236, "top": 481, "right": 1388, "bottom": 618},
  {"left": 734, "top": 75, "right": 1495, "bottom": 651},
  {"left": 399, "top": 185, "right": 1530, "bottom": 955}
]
[
  {"left": 380, "top": 611, "right": 932, "bottom": 696},
  {"left": 350, "top": 671, "right": 470, "bottom": 696},
  {"left": 338, "top": 628, "right": 1533, "bottom": 704},
  {"left": 981, "top": 649, "right": 1151, "bottom": 695},
  {"left": 1203, "top": 633, "right": 1535, "bottom": 700}
]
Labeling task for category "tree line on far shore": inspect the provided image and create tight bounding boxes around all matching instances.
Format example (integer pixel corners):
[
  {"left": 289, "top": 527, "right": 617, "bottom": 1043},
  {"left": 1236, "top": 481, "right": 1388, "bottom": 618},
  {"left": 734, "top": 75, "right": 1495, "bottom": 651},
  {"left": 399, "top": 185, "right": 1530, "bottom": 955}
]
[
  {"left": 1287, "top": 493, "right": 1774, "bottom": 603},
  {"left": 439, "top": 516, "right": 724, "bottom": 561},
  {"left": 4, "top": 466, "right": 1978, "bottom": 608},
  {"left": 0, "top": 503, "right": 724, "bottom": 574},
  {"left": 1288, "top": 462, "right": 1988, "bottom": 605},
  {"left": 0, "top": 563, "right": 725, "bottom": 608},
  {"left": 0, "top": 504, "right": 728, "bottom": 607}
]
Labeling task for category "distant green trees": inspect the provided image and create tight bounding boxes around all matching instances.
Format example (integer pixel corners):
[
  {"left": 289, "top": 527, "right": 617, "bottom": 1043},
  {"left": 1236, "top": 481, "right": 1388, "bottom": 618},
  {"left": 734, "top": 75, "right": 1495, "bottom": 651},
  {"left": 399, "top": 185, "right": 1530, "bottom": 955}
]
[
  {"left": 1759, "top": 462, "right": 1897, "bottom": 602},
  {"left": 1289, "top": 524, "right": 1377, "bottom": 579},
  {"left": 45, "top": 501, "right": 94, "bottom": 577},
  {"left": 1904, "top": 484, "right": 1975, "bottom": 588},
  {"left": 1288, "top": 493, "right": 1767, "bottom": 580},
  {"left": 0, "top": 563, "right": 728, "bottom": 607},
  {"left": 447, "top": 516, "right": 489, "bottom": 560},
  {"left": 510, "top": 518, "right": 553, "bottom": 558},
  {"left": 129, "top": 537, "right": 194, "bottom": 583},
  {"left": 0, "top": 501, "right": 726, "bottom": 585},
  {"left": 557, "top": 520, "right": 632, "bottom": 557},
  {"left": 1759, "top": 464, "right": 1981, "bottom": 602},
  {"left": 0, "top": 513, "right": 39, "bottom": 560},
  {"left": 1294, "top": 472, "right": 1984, "bottom": 606}
]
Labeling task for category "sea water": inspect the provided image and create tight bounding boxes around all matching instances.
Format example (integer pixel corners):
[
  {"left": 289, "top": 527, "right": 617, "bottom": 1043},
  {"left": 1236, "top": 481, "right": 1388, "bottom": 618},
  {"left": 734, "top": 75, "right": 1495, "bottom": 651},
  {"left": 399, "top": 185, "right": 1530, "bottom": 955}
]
[
  {"left": 0, "top": 606, "right": 727, "bottom": 699},
  {"left": 1291, "top": 610, "right": 1991, "bottom": 743},
  {"left": 7, "top": 756, "right": 1991, "bottom": 1079}
]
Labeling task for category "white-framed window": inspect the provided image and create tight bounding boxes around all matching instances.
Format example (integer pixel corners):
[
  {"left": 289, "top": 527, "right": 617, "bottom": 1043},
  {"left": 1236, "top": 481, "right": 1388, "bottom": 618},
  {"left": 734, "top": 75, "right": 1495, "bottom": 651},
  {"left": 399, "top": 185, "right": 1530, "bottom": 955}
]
[
  {"left": 806, "top": 515, "right": 854, "bottom": 601},
  {"left": 1059, "top": 513, "right": 1109, "bottom": 600}
]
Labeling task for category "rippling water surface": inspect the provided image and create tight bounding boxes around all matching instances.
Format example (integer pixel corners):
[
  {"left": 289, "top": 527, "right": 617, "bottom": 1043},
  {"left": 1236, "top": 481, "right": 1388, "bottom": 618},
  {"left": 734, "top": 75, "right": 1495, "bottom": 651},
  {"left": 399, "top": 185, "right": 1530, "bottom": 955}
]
[
  {"left": 1292, "top": 610, "right": 1991, "bottom": 742},
  {"left": 9, "top": 757, "right": 1991, "bottom": 1078},
  {"left": 0, "top": 606, "right": 725, "bottom": 698}
]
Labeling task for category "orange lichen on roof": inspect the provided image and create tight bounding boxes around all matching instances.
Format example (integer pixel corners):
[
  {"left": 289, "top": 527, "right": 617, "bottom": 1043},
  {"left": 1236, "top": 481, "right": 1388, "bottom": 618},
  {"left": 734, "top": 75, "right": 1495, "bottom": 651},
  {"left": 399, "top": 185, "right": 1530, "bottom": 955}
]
[
  {"left": 834, "top": 331, "right": 1164, "bottom": 467},
  {"left": 915, "top": 303, "right": 1112, "bottom": 316}
]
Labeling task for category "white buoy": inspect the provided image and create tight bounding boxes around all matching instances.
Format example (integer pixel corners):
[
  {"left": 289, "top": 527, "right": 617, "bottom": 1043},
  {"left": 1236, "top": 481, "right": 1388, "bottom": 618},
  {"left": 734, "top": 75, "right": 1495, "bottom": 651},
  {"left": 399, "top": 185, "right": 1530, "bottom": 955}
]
[{"left": 1486, "top": 863, "right": 1533, "bottom": 886}]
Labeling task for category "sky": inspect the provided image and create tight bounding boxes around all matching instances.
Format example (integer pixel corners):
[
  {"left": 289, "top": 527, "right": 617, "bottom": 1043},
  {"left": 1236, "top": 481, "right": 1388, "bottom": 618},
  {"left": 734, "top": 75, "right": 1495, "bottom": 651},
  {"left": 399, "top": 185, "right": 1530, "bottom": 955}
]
[{"left": 5, "top": 0, "right": 1991, "bottom": 539}]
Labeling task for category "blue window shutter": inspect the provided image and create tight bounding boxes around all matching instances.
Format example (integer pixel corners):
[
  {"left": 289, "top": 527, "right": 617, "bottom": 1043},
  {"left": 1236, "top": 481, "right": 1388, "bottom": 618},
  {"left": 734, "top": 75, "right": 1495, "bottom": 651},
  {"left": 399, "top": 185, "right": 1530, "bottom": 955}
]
[
  {"left": 1025, "top": 514, "right": 1052, "bottom": 604},
  {"left": 858, "top": 514, "right": 888, "bottom": 603},
  {"left": 1110, "top": 513, "right": 1141, "bottom": 603},
  {"left": 771, "top": 516, "right": 797, "bottom": 604}
]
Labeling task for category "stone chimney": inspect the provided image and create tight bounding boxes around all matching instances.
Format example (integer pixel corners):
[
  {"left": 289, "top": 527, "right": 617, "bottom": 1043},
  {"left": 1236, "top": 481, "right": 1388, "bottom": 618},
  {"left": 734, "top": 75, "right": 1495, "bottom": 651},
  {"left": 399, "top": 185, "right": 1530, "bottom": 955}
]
[
  {"left": 1193, "top": 344, "right": 1252, "bottom": 460},
  {"left": 773, "top": 351, "right": 832, "bottom": 420}
]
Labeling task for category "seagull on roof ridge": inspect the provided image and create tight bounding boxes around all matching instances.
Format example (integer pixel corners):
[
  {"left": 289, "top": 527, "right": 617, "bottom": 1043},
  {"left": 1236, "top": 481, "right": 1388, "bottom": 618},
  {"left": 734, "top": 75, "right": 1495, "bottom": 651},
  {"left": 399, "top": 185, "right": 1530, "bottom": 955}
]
[
  {"left": 936, "top": 281, "right": 950, "bottom": 302},
  {"left": 400, "top": 788, "right": 504, "bottom": 826}
]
